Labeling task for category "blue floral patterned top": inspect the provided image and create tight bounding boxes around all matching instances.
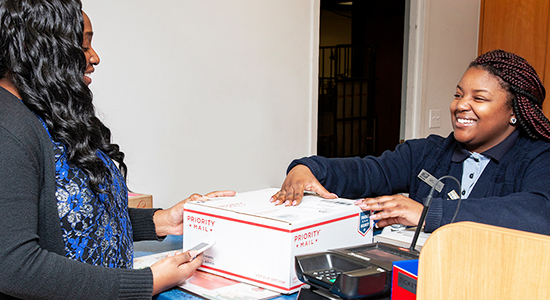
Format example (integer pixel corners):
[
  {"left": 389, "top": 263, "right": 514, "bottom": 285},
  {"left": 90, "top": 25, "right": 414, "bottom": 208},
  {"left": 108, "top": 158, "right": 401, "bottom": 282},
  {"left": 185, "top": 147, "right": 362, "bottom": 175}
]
[{"left": 38, "top": 117, "right": 134, "bottom": 268}]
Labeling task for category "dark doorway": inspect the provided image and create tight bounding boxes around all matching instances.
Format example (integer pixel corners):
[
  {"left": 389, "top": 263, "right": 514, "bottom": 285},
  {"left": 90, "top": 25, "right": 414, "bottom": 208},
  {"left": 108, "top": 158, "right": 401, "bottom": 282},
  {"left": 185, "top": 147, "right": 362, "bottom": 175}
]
[{"left": 318, "top": 0, "right": 405, "bottom": 157}]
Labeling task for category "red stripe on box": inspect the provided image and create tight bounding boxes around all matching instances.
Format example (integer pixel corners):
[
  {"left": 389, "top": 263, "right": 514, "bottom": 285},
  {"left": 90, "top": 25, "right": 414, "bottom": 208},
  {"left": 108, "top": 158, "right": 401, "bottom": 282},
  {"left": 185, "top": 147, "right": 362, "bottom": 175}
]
[
  {"left": 200, "top": 265, "right": 303, "bottom": 292},
  {"left": 185, "top": 209, "right": 291, "bottom": 232},
  {"left": 185, "top": 209, "right": 359, "bottom": 233}
]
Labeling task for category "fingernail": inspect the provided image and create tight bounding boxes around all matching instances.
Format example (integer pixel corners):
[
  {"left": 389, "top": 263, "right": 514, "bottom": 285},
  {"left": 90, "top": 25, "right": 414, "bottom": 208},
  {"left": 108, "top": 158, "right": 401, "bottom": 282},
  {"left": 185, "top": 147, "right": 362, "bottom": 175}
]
[
  {"left": 292, "top": 200, "right": 298, "bottom": 206},
  {"left": 284, "top": 200, "right": 291, "bottom": 206},
  {"left": 354, "top": 199, "right": 362, "bottom": 204},
  {"left": 188, "top": 250, "right": 198, "bottom": 261},
  {"left": 331, "top": 193, "right": 339, "bottom": 198},
  {"left": 356, "top": 203, "right": 367, "bottom": 209}
]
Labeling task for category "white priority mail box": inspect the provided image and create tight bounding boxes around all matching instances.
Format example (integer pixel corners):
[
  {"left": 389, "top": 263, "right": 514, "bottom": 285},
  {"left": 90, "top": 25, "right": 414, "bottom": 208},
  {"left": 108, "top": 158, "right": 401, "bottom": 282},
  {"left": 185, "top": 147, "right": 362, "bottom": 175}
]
[{"left": 183, "top": 188, "right": 373, "bottom": 294}]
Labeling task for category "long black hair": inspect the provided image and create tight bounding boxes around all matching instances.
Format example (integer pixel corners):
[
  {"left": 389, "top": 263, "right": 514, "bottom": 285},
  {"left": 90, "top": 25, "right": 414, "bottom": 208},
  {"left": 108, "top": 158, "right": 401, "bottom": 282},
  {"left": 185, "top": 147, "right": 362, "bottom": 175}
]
[{"left": 0, "top": 0, "right": 127, "bottom": 196}]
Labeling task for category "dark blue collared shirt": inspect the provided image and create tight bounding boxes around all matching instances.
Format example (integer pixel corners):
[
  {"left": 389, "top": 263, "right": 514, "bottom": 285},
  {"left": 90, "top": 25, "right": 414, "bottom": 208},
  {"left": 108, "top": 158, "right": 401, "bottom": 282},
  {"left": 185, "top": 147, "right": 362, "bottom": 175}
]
[{"left": 451, "top": 130, "right": 520, "bottom": 198}]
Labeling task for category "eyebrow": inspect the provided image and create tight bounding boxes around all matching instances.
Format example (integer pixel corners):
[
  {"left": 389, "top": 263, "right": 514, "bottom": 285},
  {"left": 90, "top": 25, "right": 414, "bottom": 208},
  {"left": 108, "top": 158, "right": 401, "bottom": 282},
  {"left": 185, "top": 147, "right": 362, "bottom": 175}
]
[{"left": 456, "top": 84, "right": 492, "bottom": 95}]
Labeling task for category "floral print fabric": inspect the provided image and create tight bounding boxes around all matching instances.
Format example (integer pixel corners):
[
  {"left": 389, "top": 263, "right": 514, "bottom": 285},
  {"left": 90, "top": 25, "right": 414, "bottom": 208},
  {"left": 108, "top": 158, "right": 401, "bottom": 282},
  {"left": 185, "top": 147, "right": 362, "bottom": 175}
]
[{"left": 38, "top": 117, "right": 133, "bottom": 268}]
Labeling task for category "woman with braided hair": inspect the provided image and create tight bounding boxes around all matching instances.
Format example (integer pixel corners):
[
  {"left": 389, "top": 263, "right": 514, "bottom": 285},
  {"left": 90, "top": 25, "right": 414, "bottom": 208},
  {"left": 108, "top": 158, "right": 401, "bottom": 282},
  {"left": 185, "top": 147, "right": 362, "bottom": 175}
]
[
  {"left": 272, "top": 49, "right": 550, "bottom": 235},
  {"left": 473, "top": 50, "right": 550, "bottom": 140},
  {"left": 0, "top": 0, "right": 234, "bottom": 298}
]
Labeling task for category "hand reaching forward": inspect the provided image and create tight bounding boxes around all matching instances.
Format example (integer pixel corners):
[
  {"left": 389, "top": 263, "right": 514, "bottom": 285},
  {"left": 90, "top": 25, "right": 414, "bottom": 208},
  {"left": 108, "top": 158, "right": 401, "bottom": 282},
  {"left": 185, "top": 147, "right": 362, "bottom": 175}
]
[
  {"left": 354, "top": 194, "right": 424, "bottom": 228},
  {"left": 270, "top": 165, "right": 337, "bottom": 206},
  {"left": 154, "top": 190, "right": 236, "bottom": 237}
]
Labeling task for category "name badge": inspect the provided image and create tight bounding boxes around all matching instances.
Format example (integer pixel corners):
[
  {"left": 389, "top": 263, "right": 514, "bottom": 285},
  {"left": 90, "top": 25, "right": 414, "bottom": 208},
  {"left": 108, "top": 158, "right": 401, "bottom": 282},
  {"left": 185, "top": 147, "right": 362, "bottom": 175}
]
[{"left": 417, "top": 169, "right": 444, "bottom": 192}]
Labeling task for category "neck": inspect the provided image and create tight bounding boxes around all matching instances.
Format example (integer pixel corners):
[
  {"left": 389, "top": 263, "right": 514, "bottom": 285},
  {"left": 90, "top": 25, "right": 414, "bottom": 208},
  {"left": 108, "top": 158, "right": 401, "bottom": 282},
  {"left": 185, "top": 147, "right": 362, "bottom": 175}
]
[{"left": 0, "top": 77, "right": 22, "bottom": 99}]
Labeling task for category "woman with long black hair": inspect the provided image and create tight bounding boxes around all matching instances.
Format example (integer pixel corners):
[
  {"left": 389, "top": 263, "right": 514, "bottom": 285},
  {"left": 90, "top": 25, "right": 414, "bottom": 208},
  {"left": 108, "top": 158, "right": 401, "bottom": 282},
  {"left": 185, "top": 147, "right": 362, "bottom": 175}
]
[{"left": 0, "top": 1, "right": 233, "bottom": 298}]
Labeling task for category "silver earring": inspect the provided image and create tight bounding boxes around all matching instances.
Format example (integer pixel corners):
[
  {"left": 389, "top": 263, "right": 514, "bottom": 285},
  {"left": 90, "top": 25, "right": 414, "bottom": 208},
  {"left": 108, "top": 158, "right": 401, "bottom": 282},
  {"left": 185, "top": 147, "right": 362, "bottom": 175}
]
[{"left": 511, "top": 117, "right": 517, "bottom": 125}]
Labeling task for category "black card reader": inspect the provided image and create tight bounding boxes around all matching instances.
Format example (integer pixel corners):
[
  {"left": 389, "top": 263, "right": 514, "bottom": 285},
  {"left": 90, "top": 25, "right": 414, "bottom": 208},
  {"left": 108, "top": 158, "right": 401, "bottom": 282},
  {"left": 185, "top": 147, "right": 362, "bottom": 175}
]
[{"left": 295, "top": 242, "right": 419, "bottom": 299}]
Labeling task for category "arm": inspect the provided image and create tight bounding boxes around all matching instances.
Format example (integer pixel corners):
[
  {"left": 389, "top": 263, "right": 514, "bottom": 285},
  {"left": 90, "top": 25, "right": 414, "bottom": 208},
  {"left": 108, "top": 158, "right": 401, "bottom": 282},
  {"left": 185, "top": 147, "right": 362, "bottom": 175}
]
[
  {"left": 272, "top": 138, "right": 424, "bottom": 205},
  {"left": 355, "top": 194, "right": 424, "bottom": 228},
  {"left": 270, "top": 165, "right": 337, "bottom": 206},
  {"left": 0, "top": 126, "right": 153, "bottom": 299},
  {"left": 152, "top": 190, "right": 236, "bottom": 237},
  {"left": 130, "top": 191, "right": 236, "bottom": 241}
]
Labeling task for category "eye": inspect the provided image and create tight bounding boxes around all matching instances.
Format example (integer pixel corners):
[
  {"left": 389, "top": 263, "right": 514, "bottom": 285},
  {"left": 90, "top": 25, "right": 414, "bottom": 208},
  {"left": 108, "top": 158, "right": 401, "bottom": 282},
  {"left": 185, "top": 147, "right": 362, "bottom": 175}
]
[{"left": 454, "top": 93, "right": 462, "bottom": 98}]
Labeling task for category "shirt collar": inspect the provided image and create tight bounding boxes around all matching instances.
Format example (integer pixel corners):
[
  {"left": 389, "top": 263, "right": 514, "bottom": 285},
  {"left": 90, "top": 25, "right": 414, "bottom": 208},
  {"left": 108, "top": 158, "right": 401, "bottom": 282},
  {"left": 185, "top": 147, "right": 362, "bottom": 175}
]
[{"left": 452, "top": 129, "right": 519, "bottom": 163}]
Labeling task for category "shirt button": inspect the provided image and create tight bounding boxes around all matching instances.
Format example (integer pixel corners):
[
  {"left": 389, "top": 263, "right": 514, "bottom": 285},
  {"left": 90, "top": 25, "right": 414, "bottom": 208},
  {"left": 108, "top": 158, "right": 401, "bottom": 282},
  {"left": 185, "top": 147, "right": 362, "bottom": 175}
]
[
  {"left": 469, "top": 173, "right": 474, "bottom": 179},
  {"left": 462, "top": 190, "right": 466, "bottom": 195}
]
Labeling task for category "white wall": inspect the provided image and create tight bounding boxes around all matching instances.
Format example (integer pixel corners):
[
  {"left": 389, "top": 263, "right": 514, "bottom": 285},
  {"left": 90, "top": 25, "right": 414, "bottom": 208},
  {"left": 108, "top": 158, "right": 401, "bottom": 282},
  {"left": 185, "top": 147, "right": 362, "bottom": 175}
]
[
  {"left": 403, "top": 0, "right": 481, "bottom": 140},
  {"left": 82, "top": 0, "right": 480, "bottom": 208},
  {"left": 83, "top": 0, "right": 320, "bottom": 208}
]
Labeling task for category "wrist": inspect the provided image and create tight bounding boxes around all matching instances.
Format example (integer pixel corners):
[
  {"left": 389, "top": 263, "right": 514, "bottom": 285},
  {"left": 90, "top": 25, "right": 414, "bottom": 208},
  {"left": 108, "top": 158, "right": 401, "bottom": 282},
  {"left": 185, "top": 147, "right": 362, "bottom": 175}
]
[{"left": 153, "top": 209, "right": 170, "bottom": 237}]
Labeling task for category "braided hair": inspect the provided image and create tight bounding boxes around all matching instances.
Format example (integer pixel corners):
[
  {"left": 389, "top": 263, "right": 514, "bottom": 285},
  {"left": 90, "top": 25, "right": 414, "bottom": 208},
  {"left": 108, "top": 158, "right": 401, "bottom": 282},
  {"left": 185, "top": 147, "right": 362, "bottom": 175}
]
[
  {"left": 0, "top": 0, "right": 127, "bottom": 197},
  {"left": 470, "top": 49, "right": 550, "bottom": 141}
]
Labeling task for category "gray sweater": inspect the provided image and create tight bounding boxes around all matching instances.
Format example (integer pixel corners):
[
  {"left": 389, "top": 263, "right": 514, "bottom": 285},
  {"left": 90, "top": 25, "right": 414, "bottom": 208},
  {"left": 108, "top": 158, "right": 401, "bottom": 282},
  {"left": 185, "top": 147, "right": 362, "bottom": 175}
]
[{"left": 0, "top": 87, "right": 158, "bottom": 299}]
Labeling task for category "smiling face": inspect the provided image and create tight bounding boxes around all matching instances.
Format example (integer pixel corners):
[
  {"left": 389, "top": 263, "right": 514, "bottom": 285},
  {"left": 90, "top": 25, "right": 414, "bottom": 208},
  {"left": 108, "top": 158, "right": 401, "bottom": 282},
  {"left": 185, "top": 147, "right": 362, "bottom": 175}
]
[
  {"left": 451, "top": 66, "right": 516, "bottom": 153},
  {"left": 82, "top": 12, "right": 99, "bottom": 86}
]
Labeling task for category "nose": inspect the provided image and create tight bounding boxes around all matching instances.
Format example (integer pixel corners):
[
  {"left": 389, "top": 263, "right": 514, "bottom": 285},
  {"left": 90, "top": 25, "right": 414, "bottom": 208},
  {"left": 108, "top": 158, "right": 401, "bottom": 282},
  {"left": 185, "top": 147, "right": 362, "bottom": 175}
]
[
  {"left": 89, "top": 47, "right": 100, "bottom": 66},
  {"left": 453, "top": 96, "right": 471, "bottom": 112}
]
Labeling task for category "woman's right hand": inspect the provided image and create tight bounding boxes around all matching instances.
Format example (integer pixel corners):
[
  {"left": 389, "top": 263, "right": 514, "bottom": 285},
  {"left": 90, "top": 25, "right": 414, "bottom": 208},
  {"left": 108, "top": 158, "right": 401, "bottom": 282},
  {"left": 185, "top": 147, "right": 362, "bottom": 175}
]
[
  {"left": 150, "top": 250, "right": 203, "bottom": 295},
  {"left": 270, "top": 164, "right": 337, "bottom": 206}
]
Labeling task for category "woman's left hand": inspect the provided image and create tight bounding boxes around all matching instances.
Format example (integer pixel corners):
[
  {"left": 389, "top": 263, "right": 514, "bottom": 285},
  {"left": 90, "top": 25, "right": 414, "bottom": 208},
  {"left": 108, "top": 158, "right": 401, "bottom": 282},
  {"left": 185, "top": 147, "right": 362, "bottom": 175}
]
[
  {"left": 150, "top": 250, "right": 203, "bottom": 295},
  {"left": 354, "top": 194, "right": 424, "bottom": 228},
  {"left": 154, "top": 190, "right": 236, "bottom": 237}
]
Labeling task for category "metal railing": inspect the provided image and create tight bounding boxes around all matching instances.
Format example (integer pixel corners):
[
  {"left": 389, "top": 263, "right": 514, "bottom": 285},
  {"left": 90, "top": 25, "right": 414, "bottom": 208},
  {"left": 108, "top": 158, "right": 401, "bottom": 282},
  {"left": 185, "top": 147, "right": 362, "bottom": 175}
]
[{"left": 317, "top": 45, "right": 377, "bottom": 157}]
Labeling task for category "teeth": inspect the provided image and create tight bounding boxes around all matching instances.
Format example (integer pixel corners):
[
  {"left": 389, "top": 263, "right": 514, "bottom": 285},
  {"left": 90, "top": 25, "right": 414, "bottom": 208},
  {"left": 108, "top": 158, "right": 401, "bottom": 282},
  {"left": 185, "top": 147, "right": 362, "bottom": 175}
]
[{"left": 457, "top": 118, "right": 475, "bottom": 124}]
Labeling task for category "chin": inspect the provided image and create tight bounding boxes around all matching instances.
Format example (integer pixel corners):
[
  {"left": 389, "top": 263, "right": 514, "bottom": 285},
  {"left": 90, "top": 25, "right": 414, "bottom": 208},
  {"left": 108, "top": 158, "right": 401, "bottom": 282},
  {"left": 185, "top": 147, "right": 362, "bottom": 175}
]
[{"left": 453, "top": 134, "right": 472, "bottom": 145}]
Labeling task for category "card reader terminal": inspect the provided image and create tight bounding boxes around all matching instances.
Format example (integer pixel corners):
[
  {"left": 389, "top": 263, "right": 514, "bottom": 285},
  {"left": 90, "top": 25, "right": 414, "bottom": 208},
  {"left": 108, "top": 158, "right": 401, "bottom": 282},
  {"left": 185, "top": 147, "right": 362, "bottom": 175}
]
[{"left": 295, "top": 242, "right": 418, "bottom": 299}]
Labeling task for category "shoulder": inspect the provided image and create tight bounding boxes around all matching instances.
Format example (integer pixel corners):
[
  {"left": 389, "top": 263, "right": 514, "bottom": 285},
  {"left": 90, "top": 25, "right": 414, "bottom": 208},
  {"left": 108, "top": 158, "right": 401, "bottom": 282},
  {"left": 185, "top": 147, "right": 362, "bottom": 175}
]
[
  {"left": 514, "top": 134, "right": 550, "bottom": 155},
  {"left": 398, "top": 133, "right": 456, "bottom": 154},
  {"left": 496, "top": 134, "right": 550, "bottom": 179},
  {"left": 425, "top": 133, "right": 455, "bottom": 146},
  {"left": 1, "top": 88, "right": 36, "bottom": 126},
  {"left": 0, "top": 88, "right": 51, "bottom": 160},
  {"left": 0, "top": 88, "right": 45, "bottom": 137}
]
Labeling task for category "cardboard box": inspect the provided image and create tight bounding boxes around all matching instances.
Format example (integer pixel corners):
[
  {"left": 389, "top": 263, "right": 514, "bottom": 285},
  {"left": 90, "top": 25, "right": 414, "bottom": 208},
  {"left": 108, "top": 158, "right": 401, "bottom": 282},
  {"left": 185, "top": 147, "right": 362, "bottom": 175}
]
[
  {"left": 128, "top": 192, "right": 153, "bottom": 208},
  {"left": 183, "top": 188, "right": 373, "bottom": 294},
  {"left": 391, "top": 259, "right": 418, "bottom": 300}
]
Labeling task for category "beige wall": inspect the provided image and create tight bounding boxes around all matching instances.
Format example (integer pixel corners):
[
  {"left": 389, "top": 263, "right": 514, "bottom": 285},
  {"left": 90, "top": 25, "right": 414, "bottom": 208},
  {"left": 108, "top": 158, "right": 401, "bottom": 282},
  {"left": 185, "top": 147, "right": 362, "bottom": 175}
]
[
  {"left": 82, "top": 0, "right": 481, "bottom": 208},
  {"left": 403, "top": 0, "right": 481, "bottom": 140},
  {"left": 83, "top": 0, "right": 320, "bottom": 208}
]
